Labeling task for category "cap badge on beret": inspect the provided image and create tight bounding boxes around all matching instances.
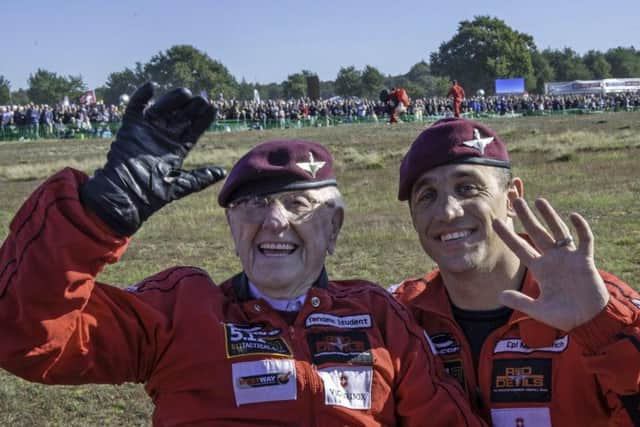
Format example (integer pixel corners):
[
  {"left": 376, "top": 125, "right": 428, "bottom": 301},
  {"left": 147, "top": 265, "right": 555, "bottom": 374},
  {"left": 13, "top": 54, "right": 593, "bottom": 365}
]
[
  {"left": 296, "top": 152, "right": 326, "bottom": 178},
  {"left": 462, "top": 128, "right": 494, "bottom": 155}
]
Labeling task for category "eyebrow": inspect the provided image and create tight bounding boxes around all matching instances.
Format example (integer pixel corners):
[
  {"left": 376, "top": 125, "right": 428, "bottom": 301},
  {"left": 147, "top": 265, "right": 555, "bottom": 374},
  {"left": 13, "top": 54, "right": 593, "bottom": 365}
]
[{"left": 413, "top": 170, "right": 483, "bottom": 188}]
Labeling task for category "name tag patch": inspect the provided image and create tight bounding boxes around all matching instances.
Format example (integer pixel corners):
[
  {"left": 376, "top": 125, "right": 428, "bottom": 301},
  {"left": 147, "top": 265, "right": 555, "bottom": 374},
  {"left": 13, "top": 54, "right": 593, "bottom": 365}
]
[
  {"left": 307, "top": 331, "right": 372, "bottom": 365},
  {"left": 318, "top": 366, "right": 372, "bottom": 410},
  {"left": 430, "top": 332, "right": 461, "bottom": 355},
  {"left": 224, "top": 323, "right": 292, "bottom": 358},
  {"left": 490, "top": 407, "right": 551, "bottom": 427},
  {"left": 232, "top": 359, "right": 297, "bottom": 406},
  {"left": 305, "top": 313, "right": 372, "bottom": 329},
  {"left": 494, "top": 336, "right": 568, "bottom": 354},
  {"left": 491, "top": 359, "right": 551, "bottom": 403}
]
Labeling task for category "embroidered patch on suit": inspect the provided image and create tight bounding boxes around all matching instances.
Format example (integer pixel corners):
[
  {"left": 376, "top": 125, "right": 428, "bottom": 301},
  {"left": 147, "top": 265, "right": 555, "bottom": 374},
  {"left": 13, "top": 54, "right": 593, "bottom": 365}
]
[
  {"left": 305, "top": 313, "right": 372, "bottom": 329},
  {"left": 317, "top": 366, "right": 373, "bottom": 410},
  {"left": 430, "top": 332, "right": 461, "bottom": 355},
  {"left": 490, "top": 407, "right": 551, "bottom": 427},
  {"left": 307, "top": 331, "right": 372, "bottom": 365},
  {"left": 491, "top": 358, "right": 552, "bottom": 403},
  {"left": 232, "top": 359, "right": 297, "bottom": 406},
  {"left": 224, "top": 323, "right": 292, "bottom": 358},
  {"left": 493, "top": 336, "right": 568, "bottom": 354}
]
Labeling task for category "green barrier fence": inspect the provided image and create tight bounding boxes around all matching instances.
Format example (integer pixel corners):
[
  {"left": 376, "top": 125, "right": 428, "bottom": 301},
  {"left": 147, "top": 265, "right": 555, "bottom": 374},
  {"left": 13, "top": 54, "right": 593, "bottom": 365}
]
[{"left": 1, "top": 107, "right": 638, "bottom": 142}]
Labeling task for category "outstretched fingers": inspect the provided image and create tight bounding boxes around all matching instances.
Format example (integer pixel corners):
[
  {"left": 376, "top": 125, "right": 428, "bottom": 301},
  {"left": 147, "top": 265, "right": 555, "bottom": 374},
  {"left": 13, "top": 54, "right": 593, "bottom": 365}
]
[
  {"left": 569, "top": 212, "right": 594, "bottom": 257},
  {"left": 146, "top": 87, "right": 193, "bottom": 117},
  {"left": 126, "top": 82, "right": 156, "bottom": 116},
  {"left": 534, "top": 198, "right": 575, "bottom": 249},
  {"left": 492, "top": 218, "right": 540, "bottom": 264},
  {"left": 183, "top": 97, "right": 215, "bottom": 141},
  {"left": 511, "top": 197, "right": 556, "bottom": 250}
]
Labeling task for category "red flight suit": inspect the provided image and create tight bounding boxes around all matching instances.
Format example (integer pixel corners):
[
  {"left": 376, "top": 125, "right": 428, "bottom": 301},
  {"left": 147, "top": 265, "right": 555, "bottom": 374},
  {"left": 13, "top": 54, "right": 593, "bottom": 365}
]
[
  {"left": 0, "top": 168, "right": 486, "bottom": 427},
  {"left": 447, "top": 84, "right": 466, "bottom": 118},
  {"left": 392, "top": 268, "right": 640, "bottom": 426}
]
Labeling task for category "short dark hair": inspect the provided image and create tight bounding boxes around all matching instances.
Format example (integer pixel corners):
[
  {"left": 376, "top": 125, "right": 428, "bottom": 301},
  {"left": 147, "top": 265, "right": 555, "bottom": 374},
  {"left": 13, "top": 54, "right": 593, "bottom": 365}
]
[{"left": 494, "top": 166, "right": 513, "bottom": 190}]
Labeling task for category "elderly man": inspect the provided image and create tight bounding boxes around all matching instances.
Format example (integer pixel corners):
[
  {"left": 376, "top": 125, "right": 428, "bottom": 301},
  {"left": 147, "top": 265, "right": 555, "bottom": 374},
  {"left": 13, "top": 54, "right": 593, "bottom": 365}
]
[
  {"left": 0, "top": 84, "right": 483, "bottom": 426},
  {"left": 391, "top": 117, "right": 640, "bottom": 426}
]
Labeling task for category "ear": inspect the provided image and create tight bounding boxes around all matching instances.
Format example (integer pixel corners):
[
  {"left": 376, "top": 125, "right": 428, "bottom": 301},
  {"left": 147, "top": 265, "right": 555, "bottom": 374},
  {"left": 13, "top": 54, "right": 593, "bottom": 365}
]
[
  {"left": 506, "top": 177, "right": 524, "bottom": 217},
  {"left": 327, "top": 207, "right": 344, "bottom": 255}
]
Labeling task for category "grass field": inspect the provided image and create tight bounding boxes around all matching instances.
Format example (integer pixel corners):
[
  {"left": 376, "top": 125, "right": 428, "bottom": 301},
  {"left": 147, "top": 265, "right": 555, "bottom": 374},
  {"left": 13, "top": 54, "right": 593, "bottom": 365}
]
[{"left": 1, "top": 113, "right": 639, "bottom": 425}]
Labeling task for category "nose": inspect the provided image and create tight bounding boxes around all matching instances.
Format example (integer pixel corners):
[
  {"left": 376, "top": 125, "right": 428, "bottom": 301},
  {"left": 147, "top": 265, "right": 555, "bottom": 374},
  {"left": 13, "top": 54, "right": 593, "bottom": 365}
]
[
  {"left": 435, "top": 194, "right": 464, "bottom": 222},
  {"left": 261, "top": 202, "right": 290, "bottom": 231}
]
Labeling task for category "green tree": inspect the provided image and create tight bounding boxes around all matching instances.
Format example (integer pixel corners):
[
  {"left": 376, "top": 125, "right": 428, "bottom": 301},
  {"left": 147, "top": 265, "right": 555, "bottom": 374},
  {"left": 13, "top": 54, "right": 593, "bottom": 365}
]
[
  {"left": 604, "top": 47, "right": 640, "bottom": 77},
  {"left": 531, "top": 50, "right": 555, "bottom": 93},
  {"left": 430, "top": 16, "right": 536, "bottom": 95},
  {"left": 335, "top": 66, "right": 362, "bottom": 97},
  {"left": 141, "top": 45, "right": 238, "bottom": 98},
  {"left": 258, "top": 82, "right": 282, "bottom": 100},
  {"left": 281, "top": 71, "right": 309, "bottom": 99},
  {"left": 542, "top": 48, "right": 591, "bottom": 81},
  {"left": 11, "top": 89, "right": 29, "bottom": 105},
  {"left": 361, "top": 65, "right": 385, "bottom": 98},
  {"left": 0, "top": 75, "right": 11, "bottom": 104},
  {"left": 27, "top": 69, "right": 86, "bottom": 105},
  {"left": 237, "top": 78, "right": 257, "bottom": 101},
  {"left": 101, "top": 68, "right": 143, "bottom": 105},
  {"left": 402, "top": 61, "right": 450, "bottom": 97},
  {"left": 319, "top": 80, "right": 335, "bottom": 98},
  {"left": 583, "top": 50, "right": 612, "bottom": 79}
]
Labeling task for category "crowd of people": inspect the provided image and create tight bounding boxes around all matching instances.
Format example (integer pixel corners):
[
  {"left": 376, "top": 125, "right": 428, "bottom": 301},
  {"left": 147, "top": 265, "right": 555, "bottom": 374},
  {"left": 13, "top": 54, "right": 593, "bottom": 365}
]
[{"left": 1, "top": 91, "right": 639, "bottom": 141}]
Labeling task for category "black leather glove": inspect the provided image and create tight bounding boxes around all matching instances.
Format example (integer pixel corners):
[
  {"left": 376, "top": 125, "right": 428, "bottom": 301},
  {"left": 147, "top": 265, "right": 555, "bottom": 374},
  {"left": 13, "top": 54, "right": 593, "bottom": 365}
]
[{"left": 80, "top": 82, "right": 226, "bottom": 236}]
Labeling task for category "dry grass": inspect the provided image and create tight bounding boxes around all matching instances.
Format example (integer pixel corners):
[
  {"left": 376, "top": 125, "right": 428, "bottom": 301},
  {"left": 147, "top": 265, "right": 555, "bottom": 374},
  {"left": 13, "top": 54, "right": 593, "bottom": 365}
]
[{"left": 0, "top": 112, "right": 639, "bottom": 425}]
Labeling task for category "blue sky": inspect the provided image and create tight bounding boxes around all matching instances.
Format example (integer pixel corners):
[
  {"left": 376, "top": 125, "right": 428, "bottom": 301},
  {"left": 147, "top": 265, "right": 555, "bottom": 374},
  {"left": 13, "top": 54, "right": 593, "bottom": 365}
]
[{"left": 1, "top": 0, "right": 638, "bottom": 90}]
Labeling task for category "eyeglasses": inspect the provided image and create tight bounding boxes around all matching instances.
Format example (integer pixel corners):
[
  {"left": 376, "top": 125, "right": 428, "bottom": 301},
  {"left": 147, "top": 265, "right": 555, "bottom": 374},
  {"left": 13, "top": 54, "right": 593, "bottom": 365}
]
[{"left": 228, "top": 192, "right": 327, "bottom": 224}]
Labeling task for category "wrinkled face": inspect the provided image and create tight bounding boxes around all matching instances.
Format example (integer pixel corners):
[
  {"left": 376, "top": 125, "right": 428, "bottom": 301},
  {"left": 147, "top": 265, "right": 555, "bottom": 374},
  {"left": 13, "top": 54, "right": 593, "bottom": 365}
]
[
  {"left": 226, "top": 188, "right": 342, "bottom": 296},
  {"left": 409, "top": 163, "right": 519, "bottom": 274}
]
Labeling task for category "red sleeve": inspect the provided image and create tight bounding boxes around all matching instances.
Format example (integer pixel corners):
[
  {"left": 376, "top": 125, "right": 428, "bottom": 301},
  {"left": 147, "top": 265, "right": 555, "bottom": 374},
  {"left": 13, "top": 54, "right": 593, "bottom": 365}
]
[
  {"left": 0, "top": 168, "right": 172, "bottom": 385},
  {"left": 571, "top": 272, "right": 640, "bottom": 397}
]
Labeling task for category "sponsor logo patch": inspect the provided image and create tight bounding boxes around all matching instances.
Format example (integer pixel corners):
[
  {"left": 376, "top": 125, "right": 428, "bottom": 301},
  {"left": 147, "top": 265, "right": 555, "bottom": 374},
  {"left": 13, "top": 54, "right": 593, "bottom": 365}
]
[
  {"left": 494, "top": 336, "right": 568, "bottom": 354},
  {"left": 444, "top": 359, "right": 466, "bottom": 389},
  {"left": 430, "top": 332, "right": 461, "bottom": 355},
  {"left": 232, "top": 359, "right": 297, "bottom": 406},
  {"left": 224, "top": 323, "right": 292, "bottom": 358},
  {"left": 305, "top": 313, "right": 372, "bottom": 329},
  {"left": 317, "top": 366, "right": 372, "bottom": 410},
  {"left": 307, "top": 331, "right": 372, "bottom": 365},
  {"left": 490, "top": 407, "right": 551, "bottom": 427},
  {"left": 491, "top": 359, "right": 552, "bottom": 403}
]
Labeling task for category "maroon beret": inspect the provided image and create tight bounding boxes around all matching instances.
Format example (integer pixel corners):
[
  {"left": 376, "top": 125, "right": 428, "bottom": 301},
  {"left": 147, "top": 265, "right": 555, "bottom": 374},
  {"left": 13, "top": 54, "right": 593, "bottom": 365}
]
[
  {"left": 398, "top": 118, "right": 511, "bottom": 201},
  {"left": 218, "top": 139, "right": 337, "bottom": 206}
]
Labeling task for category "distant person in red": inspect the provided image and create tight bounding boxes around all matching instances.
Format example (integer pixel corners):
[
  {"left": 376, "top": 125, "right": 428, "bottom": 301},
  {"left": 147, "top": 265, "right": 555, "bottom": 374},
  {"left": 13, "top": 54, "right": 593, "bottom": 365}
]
[
  {"left": 381, "top": 87, "right": 410, "bottom": 124},
  {"left": 447, "top": 80, "right": 465, "bottom": 118}
]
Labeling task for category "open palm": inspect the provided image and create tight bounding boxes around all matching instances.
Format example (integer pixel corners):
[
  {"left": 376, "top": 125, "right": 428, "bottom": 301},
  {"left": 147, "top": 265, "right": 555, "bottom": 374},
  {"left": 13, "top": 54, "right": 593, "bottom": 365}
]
[{"left": 493, "top": 197, "right": 609, "bottom": 332}]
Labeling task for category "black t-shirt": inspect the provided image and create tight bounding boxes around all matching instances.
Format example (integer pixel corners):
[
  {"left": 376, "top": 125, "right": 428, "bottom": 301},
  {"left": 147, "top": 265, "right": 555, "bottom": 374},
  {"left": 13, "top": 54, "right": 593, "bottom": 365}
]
[{"left": 452, "top": 304, "right": 513, "bottom": 370}]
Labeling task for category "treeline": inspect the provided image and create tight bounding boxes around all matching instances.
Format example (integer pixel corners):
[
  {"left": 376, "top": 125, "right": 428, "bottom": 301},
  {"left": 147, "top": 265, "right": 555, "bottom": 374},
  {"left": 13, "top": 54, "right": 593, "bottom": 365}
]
[{"left": 2, "top": 16, "right": 640, "bottom": 106}]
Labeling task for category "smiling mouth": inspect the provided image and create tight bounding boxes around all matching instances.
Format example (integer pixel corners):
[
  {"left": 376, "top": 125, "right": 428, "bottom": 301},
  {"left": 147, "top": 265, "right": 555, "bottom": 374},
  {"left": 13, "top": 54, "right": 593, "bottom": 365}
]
[
  {"left": 439, "top": 230, "right": 472, "bottom": 243},
  {"left": 258, "top": 242, "right": 298, "bottom": 256}
]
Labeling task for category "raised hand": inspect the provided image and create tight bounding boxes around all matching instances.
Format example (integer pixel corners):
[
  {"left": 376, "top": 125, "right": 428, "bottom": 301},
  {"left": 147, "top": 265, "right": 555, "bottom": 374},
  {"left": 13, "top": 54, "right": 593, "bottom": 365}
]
[
  {"left": 80, "top": 82, "right": 226, "bottom": 236},
  {"left": 493, "top": 197, "right": 609, "bottom": 332}
]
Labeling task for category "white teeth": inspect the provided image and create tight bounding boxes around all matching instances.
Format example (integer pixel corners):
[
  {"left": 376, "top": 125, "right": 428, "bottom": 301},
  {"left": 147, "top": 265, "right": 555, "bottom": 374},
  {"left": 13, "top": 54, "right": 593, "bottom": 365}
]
[
  {"left": 259, "top": 242, "right": 296, "bottom": 251},
  {"left": 440, "top": 230, "right": 471, "bottom": 242}
]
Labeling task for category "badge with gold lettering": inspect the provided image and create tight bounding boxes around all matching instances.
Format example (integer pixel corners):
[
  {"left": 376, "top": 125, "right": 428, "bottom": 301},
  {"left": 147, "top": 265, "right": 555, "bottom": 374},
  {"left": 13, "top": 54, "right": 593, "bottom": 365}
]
[{"left": 491, "top": 359, "right": 551, "bottom": 403}]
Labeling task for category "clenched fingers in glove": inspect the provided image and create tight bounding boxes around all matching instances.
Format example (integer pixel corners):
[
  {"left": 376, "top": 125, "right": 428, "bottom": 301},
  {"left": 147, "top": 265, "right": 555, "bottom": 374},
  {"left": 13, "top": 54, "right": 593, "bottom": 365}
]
[{"left": 80, "top": 82, "right": 226, "bottom": 236}]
